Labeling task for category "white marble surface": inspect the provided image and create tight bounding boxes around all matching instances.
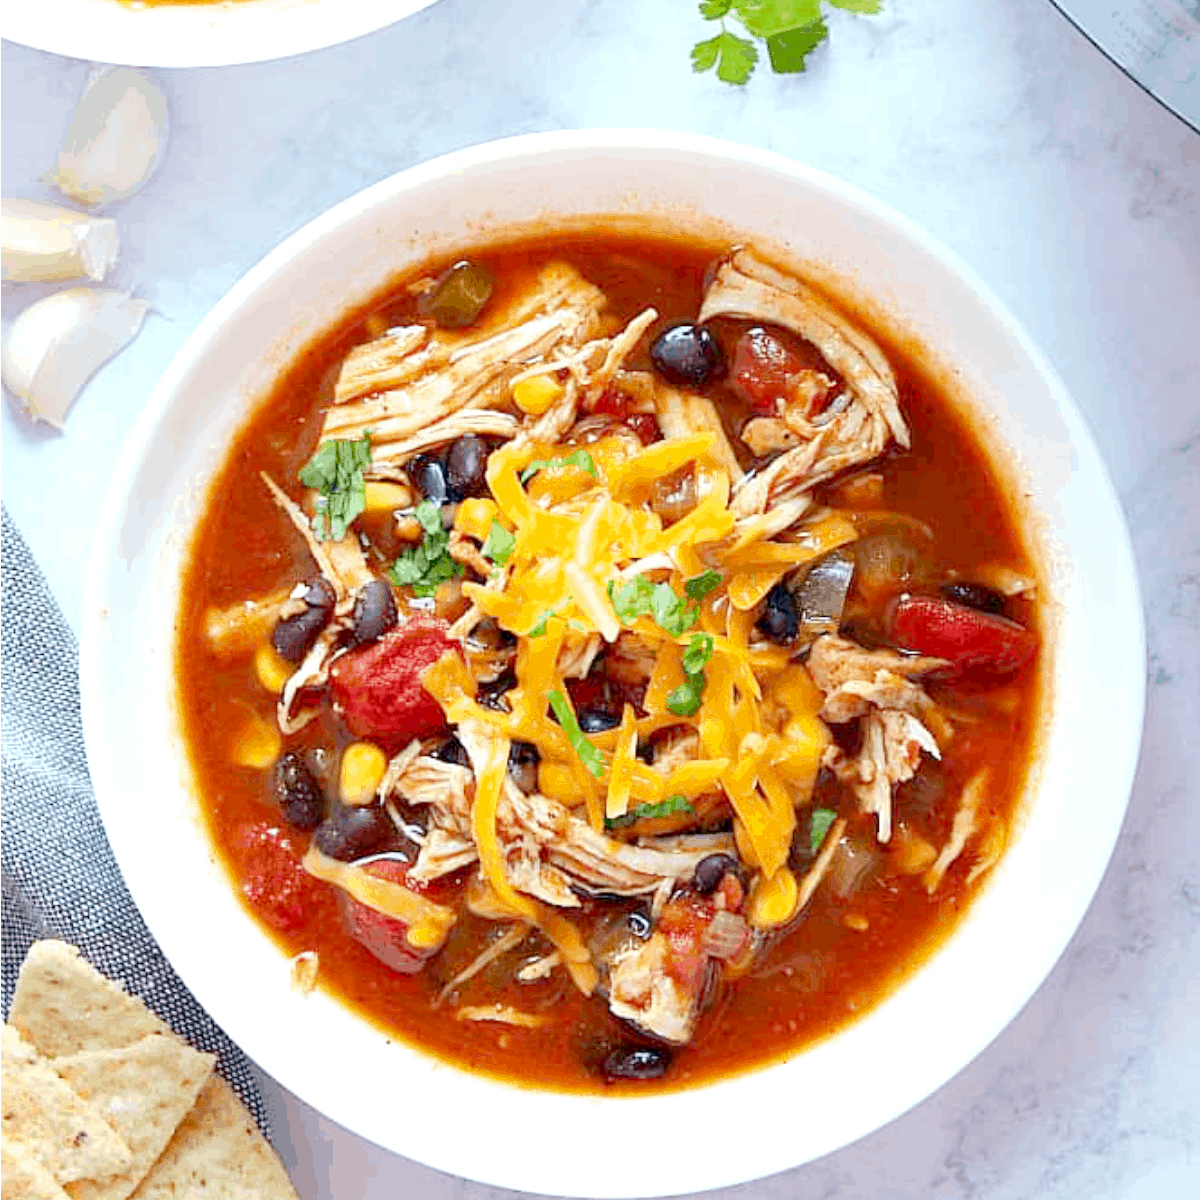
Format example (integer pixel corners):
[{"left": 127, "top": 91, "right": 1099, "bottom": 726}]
[{"left": 2, "top": 1, "right": 1197, "bottom": 1196}]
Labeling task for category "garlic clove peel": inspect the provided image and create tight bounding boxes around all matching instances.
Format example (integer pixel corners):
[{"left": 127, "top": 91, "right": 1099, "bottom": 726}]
[
  {"left": 1, "top": 197, "right": 120, "bottom": 283},
  {"left": 2, "top": 288, "right": 150, "bottom": 429},
  {"left": 47, "top": 67, "right": 168, "bottom": 209}
]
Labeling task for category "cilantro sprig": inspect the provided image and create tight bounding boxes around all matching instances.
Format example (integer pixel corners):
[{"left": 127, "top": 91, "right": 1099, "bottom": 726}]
[
  {"left": 298, "top": 432, "right": 372, "bottom": 541},
  {"left": 606, "top": 794, "right": 695, "bottom": 831},
  {"left": 667, "top": 633, "right": 714, "bottom": 717},
  {"left": 547, "top": 689, "right": 606, "bottom": 778},
  {"left": 520, "top": 450, "right": 598, "bottom": 484},
  {"left": 389, "top": 500, "right": 464, "bottom": 598},
  {"left": 692, "top": 0, "right": 881, "bottom": 87}
]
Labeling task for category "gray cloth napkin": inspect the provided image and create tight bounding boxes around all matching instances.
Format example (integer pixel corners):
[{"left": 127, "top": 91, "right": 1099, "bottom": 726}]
[{"left": 1, "top": 506, "right": 270, "bottom": 1131}]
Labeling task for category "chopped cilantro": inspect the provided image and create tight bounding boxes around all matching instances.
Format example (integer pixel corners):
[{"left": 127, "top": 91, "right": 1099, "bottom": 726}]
[
  {"left": 519, "top": 449, "right": 598, "bottom": 484},
  {"left": 608, "top": 574, "right": 699, "bottom": 637},
  {"left": 691, "top": 0, "right": 882, "bottom": 87},
  {"left": 666, "top": 674, "right": 706, "bottom": 717},
  {"left": 606, "top": 795, "right": 695, "bottom": 830},
  {"left": 388, "top": 500, "right": 464, "bottom": 598},
  {"left": 668, "top": 633, "right": 714, "bottom": 717},
  {"left": 809, "top": 807, "right": 838, "bottom": 852},
  {"left": 681, "top": 633, "right": 715, "bottom": 677},
  {"left": 298, "top": 433, "right": 371, "bottom": 541},
  {"left": 547, "top": 689, "right": 606, "bottom": 778},
  {"left": 684, "top": 570, "right": 723, "bottom": 601},
  {"left": 528, "top": 609, "right": 555, "bottom": 637},
  {"left": 481, "top": 519, "right": 515, "bottom": 566}
]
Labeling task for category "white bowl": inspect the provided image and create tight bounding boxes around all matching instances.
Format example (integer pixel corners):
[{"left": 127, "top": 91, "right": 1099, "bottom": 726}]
[
  {"left": 4, "top": 0, "right": 440, "bottom": 70},
  {"left": 81, "top": 131, "right": 1144, "bottom": 1197}
]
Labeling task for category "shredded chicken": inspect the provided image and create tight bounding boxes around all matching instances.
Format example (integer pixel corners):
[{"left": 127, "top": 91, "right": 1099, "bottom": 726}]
[
  {"left": 925, "top": 769, "right": 989, "bottom": 892},
  {"left": 369, "top": 410, "right": 520, "bottom": 477},
  {"left": 806, "top": 635, "right": 947, "bottom": 724},
  {"left": 794, "top": 817, "right": 848, "bottom": 913},
  {"left": 698, "top": 250, "right": 907, "bottom": 514},
  {"left": 203, "top": 589, "right": 290, "bottom": 659},
  {"left": 654, "top": 383, "right": 745, "bottom": 482},
  {"left": 322, "top": 261, "right": 608, "bottom": 458},
  {"left": 607, "top": 933, "right": 700, "bottom": 1044},
  {"left": 808, "top": 635, "right": 947, "bottom": 842},
  {"left": 517, "top": 951, "right": 562, "bottom": 982},
  {"left": 741, "top": 417, "right": 800, "bottom": 457},
  {"left": 454, "top": 1005, "right": 548, "bottom": 1028}
]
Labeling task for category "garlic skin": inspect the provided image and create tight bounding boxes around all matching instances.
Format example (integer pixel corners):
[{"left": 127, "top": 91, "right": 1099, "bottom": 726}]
[
  {"left": 2, "top": 288, "right": 150, "bottom": 428},
  {"left": 2, "top": 198, "right": 120, "bottom": 283},
  {"left": 47, "top": 68, "right": 168, "bottom": 208}
]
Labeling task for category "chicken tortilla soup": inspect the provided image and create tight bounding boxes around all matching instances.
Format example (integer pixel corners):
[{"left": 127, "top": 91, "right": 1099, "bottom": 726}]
[{"left": 178, "top": 233, "right": 1042, "bottom": 1092}]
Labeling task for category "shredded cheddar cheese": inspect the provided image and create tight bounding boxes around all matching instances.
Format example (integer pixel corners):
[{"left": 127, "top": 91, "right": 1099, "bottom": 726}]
[{"left": 428, "top": 422, "right": 862, "bottom": 942}]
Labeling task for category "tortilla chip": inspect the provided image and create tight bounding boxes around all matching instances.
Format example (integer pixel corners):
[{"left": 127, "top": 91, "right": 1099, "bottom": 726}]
[
  {"left": 130, "top": 1076, "right": 298, "bottom": 1199},
  {"left": 1, "top": 1138, "right": 71, "bottom": 1200},
  {"left": 9, "top": 941, "right": 298, "bottom": 1200},
  {"left": 1, "top": 1024, "right": 133, "bottom": 1185},
  {"left": 52, "top": 1035, "right": 214, "bottom": 1200},
  {"left": 10, "top": 942, "right": 172, "bottom": 1057}
]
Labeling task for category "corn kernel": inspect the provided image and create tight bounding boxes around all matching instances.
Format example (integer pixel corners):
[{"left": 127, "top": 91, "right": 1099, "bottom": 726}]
[
  {"left": 512, "top": 374, "right": 564, "bottom": 415},
  {"left": 364, "top": 481, "right": 413, "bottom": 515},
  {"left": 339, "top": 741, "right": 388, "bottom": 806},
  {"left": 254, "top": 642, "right": 293, "bottom": 695},
  {"left": 405, "top": 920, "right": 444, "bottom": 950},
  {"left": 843, "top": 913, "right": 870, "bottom": 932},
  {"left": 537, "top": 760, "right": 579, "bottom": 806},
  {"left": 454, "top": 497, "right": 501, "bottom": 542},
  {"left": 749, "top": 867, "right": 798, "bottom": 929},
  {"left": 231, "top": 711, "right": 281, "bottom": 770}
]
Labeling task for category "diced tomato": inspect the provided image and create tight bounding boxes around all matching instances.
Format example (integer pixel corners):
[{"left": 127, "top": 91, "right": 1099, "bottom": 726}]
[
  {"left": 340, "top": 858, "right": 432, "bottom": 975},
  {"left": 625, "top": 413, "right": 662, "bottom": 445},
  {"left": 730, "top": 327, "right": 803, "bottom": 414},
  {"left": 237, "top": 821, "right": 326, "bottom": 934},
  {"left": 592, "top": 386, "right": 635, "bottom": 418},
  {"left": 330, "top": 618, "right": 456, "bottom": 750},
  {"left": 890, "top": 595, "right": 1036, "bottom": 681},
  {"left": 658, "top": 897, "right": 715, "bottom": 992}
]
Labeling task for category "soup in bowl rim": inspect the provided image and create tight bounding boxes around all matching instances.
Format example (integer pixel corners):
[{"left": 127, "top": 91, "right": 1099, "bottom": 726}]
[{"left": 80, "top": 129, "right": 1144, "bottom": 1197}]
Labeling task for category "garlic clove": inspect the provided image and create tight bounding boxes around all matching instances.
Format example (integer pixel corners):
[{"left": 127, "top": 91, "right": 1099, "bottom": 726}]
[
  {"left": 2, "top": 287, "right": 150, "bottom": 429},
  {"left": 47, "top": 67, "right": 168, "bottom": 208},
  {"left": 1, "top": 197, "right": 120, "bottom": 283}
]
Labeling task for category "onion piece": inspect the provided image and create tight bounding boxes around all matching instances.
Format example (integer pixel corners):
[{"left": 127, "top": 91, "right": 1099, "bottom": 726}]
[
  {"left": 47, "top": 67, "right": 168, "bottom": 208},
  {"left": 1, "top": 288, "right": 150, "bottom": 428},
  {"left": 701, "top": 909, "right": 750, "bottom": 960},
  {"left": 793, "top": 548, "right": 855, "bottom": 645},
  {"left": 1, "top": 198, "right": 119, "bottom": 283}
]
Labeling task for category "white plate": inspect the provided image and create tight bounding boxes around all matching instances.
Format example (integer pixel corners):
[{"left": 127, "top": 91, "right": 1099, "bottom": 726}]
[
  {"left": 81, "top": 130, "right": 1145, "bottom": 1197},
  {"left": 4, "top": 0, "right": 440, "bottom": 70}
]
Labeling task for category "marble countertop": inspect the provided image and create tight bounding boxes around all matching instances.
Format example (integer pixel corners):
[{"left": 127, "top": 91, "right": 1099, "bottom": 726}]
[{"left": 2, "top": 1, "right": 1197, "bottom": 1196}]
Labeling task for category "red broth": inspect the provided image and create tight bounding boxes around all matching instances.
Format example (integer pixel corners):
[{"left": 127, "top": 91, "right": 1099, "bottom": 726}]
[{"left": 176, "top": 232, "right": 1042, "bottom": 1093}]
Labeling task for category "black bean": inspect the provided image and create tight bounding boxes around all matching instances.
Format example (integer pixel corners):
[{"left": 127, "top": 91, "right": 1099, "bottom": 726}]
[
  {"left": 508, "top": 741, "right": 540, "bottom": 793},
  {"left": 649, "top": 324, "right": 725, "bottom": 388},
  {"left": 478, "top": 668, "right": 517, "bottom": 712},
  {"left": 602, "top": 1045, "right": 671, "bottom": 1082},
  {"left": 350, "top": 580, "right": 398, "bottom": 647},
  {"left": 430, "top": 736, "right": 469, "bottom": 766},
  {"left": 756, "top": 582, "right": 799, "bottom": 644},
  {"left": 579, "top": 709, "right": 621, "bottom": 733},
  {"left": 272, "top": 577, "right": 337, "bottom": 663},
  {"left": 941, "top": 581, "right": 1007, "bottom": 616},
  {"left": 693, "top": 852, "right": 739, "bottom": 895},
  {"left": 313, "top": 804, "right": 393, "bottom": 862},
  {"left": 446, "top": 435, "right": 490, "bottom": 500},
  {"left": 272, "top": 752, "right": 326, "bottom": 832},
  {"left": 411, "top": 455, "right": 449, "bottom": 504}
]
